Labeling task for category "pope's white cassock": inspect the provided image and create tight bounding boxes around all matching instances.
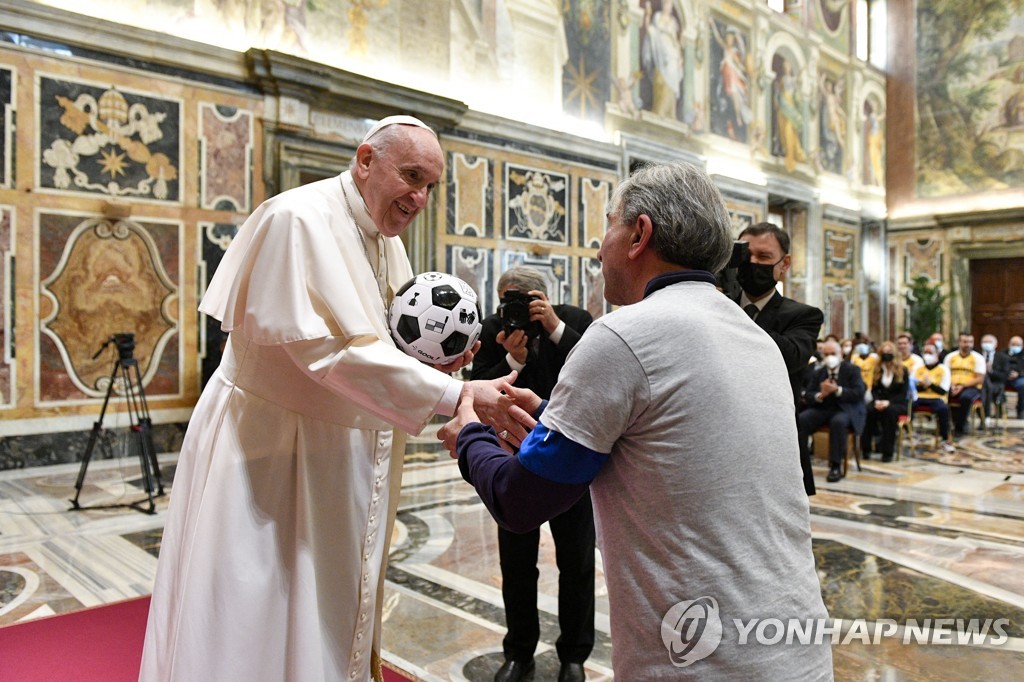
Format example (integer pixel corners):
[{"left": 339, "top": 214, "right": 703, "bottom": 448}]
[{"left": 140, "top": 170, "right": 460, "bottom": 681}]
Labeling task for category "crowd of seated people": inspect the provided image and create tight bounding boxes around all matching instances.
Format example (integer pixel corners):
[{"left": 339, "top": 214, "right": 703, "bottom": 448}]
[{"left": 800, "top": 329, "right": 1021, "bottom": 482}]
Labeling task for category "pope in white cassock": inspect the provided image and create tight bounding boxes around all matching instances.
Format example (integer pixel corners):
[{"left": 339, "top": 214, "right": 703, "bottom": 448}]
[{"left": 140, "top": 116, "right": 503, "bottom": 682}]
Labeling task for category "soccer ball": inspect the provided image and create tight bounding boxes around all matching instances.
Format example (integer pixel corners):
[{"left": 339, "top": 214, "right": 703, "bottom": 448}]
[{"left": 389, "top": 272, "right": 483, "bottom": 365}]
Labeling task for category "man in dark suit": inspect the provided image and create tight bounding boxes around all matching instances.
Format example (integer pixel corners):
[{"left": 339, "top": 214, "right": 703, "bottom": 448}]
[
  {"left": 980, "top": 333, "right": 1011, "bottom": 423},
  {"left": 734, "top": 222, "right": 824, "bottom": 494},
  {"left": 1006, "top": 336, "right": 1024, "bottom": 419},
  {"left": 798, "top": 339, "right": 867, "bottom": 483},
  {"left": 471, "top": 265, "right": 594, "bottom": 682}
]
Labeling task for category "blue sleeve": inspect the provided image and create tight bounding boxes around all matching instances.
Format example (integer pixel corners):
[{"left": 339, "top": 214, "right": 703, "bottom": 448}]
[
  {"left": 517, "top": 423, "right": 608, "bottom": 484},
  {"left": 456, "top": 421, "right": 606, "bottom": 533}
]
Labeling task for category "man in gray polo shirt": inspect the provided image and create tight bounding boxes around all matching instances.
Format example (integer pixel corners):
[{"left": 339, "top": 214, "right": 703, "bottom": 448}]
[{"left": 441, "top": 162, "right": 832, "bottom": 680}]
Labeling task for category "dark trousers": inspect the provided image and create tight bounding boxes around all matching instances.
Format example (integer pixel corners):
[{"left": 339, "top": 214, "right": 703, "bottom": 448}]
[
  {"left": 983, "top": 380, "right": 1005, "bottom": 419},
  {"left": 798, "top": 406, "right": 853, "bottom": 467},
  {"left": 863, "top": 404, "right": 902, "bottom": 458},
  {"left": 498, "top": 491, "right": 595, "bottom": 665},
  {"left": 914, "top": 398, "right": 951, "bottom": 440},
  {"left": 951, "top": 387, "right": 983, "bottom": 434},
  {"left": 1011, "top": 377, "right": 1024, "bottom": 418}
]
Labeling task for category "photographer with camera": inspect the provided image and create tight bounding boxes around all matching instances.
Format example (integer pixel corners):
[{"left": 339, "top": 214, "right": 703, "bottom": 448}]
[
  {"left": 471, "top": 265, "right": 594, "bottom": 682},
  {"left": 727, "top": 222, "right": 824, "bottom": 494}
]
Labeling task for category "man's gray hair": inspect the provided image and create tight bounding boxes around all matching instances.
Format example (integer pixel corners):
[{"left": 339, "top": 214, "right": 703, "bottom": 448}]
[
  {"left": 497, "top": 265, "right": 548, "bottom": 295},
  {"left": 608, "top": 162, "right": 732, "bottom": 273}
]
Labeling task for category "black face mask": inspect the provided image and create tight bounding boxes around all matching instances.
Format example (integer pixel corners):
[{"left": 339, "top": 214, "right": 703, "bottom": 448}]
[
  {"left": 737, "top": 259, "right": 781, "bottom": 298},
  {"left": 881, "top": 352, "right": 895, "bottom": 362}
]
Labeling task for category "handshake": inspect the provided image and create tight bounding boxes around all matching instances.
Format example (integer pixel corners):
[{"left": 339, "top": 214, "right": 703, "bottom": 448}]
[{"left": 437, "top": 371, "right": 540, "bottom": 455}]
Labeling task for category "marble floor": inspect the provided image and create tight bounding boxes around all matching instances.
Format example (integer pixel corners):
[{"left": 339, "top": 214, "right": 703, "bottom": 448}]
[{"left": 2, "top": 418, "right": 1024, "bottom": 680}]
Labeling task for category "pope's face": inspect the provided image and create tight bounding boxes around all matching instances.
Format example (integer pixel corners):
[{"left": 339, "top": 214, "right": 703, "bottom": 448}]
[{"left": 354, "top": 126, "right": 444, "bottom": 237}]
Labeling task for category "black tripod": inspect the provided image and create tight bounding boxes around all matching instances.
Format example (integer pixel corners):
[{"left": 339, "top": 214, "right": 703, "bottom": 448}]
[{"left": 70, "top": 333, "right": 165, "bottom": 514}]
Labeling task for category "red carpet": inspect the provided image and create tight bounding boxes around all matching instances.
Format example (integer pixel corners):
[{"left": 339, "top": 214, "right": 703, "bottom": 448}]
[
  {"left": 0, "top": 596, "right": 415, "bottom": 681},
  {"left": 0, "top": 596, "right": 150, "bottom": 682}
]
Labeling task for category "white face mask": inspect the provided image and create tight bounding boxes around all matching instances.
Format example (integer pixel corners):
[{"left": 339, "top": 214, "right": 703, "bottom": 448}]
[
  {"left": 981, "top": 342, "right": 995, "bottom": 353},
  {"left": 824, "top": 355, "right": 841, "bottom": 370},
  {"left": 934, "top": 340, "right": 944, "bottom": 351},
  {"left": 923, "top": 353, "right": 938, "bottom": 365},
  {"left": 855, "top": 343, "right": 870, "bottom": 357},
  {"left": 1010, "top": 345, "right": 1023, "bottom": 356}
]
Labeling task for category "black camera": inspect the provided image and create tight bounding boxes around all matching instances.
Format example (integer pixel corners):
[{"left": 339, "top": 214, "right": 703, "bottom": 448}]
[
  {"left": 112, "top": 333, "right": 136, "bottom": 359},
  {"left": 93, "top": 332, "right": 136, "bottom": 361},
  {"left": 715, "top": 240, "right": 751, "bottom": 300},
  {"left": 498, "top": 290, "right": 541, "bottom": 338},
  {"left": 726, "top": 240, "right": 751, "bottom": 269}
]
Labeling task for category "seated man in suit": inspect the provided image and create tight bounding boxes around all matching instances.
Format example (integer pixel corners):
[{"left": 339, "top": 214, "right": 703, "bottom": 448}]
[
  {"left": 734, "top": 222, "right": 824, "bottom": 494},
  {"left": 980, "top": 333, "right": 1010, "bottom": 423},
  {"left": 1007, "top": 336, "right": 1024, "bottom": 419},
  {"left": 798, "top": 339, "right": 867, "bottom": 483}
]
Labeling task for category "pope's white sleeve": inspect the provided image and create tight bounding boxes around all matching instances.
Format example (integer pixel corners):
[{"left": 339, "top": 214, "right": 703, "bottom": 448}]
[{"left": 283, "top": 334, "right": 460, "bottom": 434}]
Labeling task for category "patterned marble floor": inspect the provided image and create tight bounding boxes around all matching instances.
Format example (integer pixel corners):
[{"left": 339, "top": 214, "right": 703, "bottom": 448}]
[{"left": 2, "top": 419, "right": 1024, "bottom": 680}]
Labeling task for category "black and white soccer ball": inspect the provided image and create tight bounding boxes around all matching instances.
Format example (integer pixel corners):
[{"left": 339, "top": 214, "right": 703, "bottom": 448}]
[{"left": 388, "top": 272, "right": 483, "bottom": 364}]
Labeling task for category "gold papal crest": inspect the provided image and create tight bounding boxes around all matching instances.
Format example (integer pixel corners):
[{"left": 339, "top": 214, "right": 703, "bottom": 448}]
[
  {"left": 43, "top": 87, "right": 178, "bottom": 199},
  {"left": 508, "top": 170, "right": 566, "bottom": 241}
]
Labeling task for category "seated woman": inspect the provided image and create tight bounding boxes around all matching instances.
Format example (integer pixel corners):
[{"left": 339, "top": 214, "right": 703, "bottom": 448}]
[{"left": 863, "top": 340, "right": 910, "bottom": 462}]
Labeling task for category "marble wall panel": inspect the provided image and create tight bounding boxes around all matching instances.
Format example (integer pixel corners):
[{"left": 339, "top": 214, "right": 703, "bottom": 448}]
[
  {"left": 36, "top": 74, "right": 182, "bottom": 203},
  {"left": 904, "top": 237, "right": 944, "bottom": 283},
  {"left": 722, "top": 195, "right": 764, "bottom": 238},
  {"left": 823, "top": 224, "right": 857, "bottom": 337},
  {"left": 0, "top": 64, "right": 13, "bottom": 189},
  {"left": 446, "top": 245, "right": 493, "bottom": 320},
  {"left": 198, "top": 221, "right": 239, "bottom": 386},
  {"left": 824, "top": 282, "right": 853, "bottom": 339},
  {"left": 198, "top": 103, "right": 253, "bottom": 212},
  {"left": 579, "top": 255, "right": 609, "bottom": 320},
  {"left": 577, "top": 176, "right": 610, "bottom": 250},
  {"left": 500, "top": 251, "right": 572, "bottom": 306},
  {"left": 504, "top": 164, "right": 569, "bottom": 245},
  {"left": 37, "top": 212, "right": 182, "bottom": 403},
  {"left": 1, "top": 205, "right": 11, "bottom": 408},
  {"left": 438, "top": 137, "right": 617, "bottom": 315},
  {"left": 447, "top": 152, "right": 493, "bottom": 238},
  {"left": 824, "top": 226, "right": 856, "bottom": 280}
]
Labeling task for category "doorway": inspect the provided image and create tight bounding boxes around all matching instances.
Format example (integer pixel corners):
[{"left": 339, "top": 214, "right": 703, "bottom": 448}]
[{"left": 970, "top": 257, "right": 1024, "bottom": 344}]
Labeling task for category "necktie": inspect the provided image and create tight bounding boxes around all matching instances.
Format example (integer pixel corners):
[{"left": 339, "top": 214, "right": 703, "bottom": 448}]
[{"left": 744, "top": 303, "right": 758, "bottom": 320}]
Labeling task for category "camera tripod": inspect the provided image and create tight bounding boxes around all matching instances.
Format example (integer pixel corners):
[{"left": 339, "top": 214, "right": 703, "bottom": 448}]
[{"left": 69, "top": 335, "right": 165, "bottom": 515}]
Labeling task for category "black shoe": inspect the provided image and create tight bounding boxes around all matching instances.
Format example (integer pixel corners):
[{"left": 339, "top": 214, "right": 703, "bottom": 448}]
[
  {"left": 862, "top": 451, "right": 872, "bottom": 460},
  {"left": 881, "top": 454, "right": 893, "bottom": 463},
  {"left": 558, "top": 662, "right": 586, "bottom": 682},
  {"left": 495, "top": 658, "right": 535, "bottom": 682},
  {"left": 826, "top": 466, "right": 843, "bottom": 483}
]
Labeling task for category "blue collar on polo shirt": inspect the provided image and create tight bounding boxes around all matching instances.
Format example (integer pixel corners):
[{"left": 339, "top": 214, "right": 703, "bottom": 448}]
[{"left": 643, "top": 269, "right": 717, "bottom": 299}]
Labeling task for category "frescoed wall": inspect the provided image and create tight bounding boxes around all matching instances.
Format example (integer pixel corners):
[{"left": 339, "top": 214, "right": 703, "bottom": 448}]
[
  {"left": 708, "top": 13, "right": 753, "bottom": 143},
  {"left": 0, "top": 0, "right": 910, "bottom": 464},
  {"left": 562, "top": 0, "right": 613, "bottom": 125},
  {"left": 915, "top": 1, "right": 1024, "bottom": 198}
]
